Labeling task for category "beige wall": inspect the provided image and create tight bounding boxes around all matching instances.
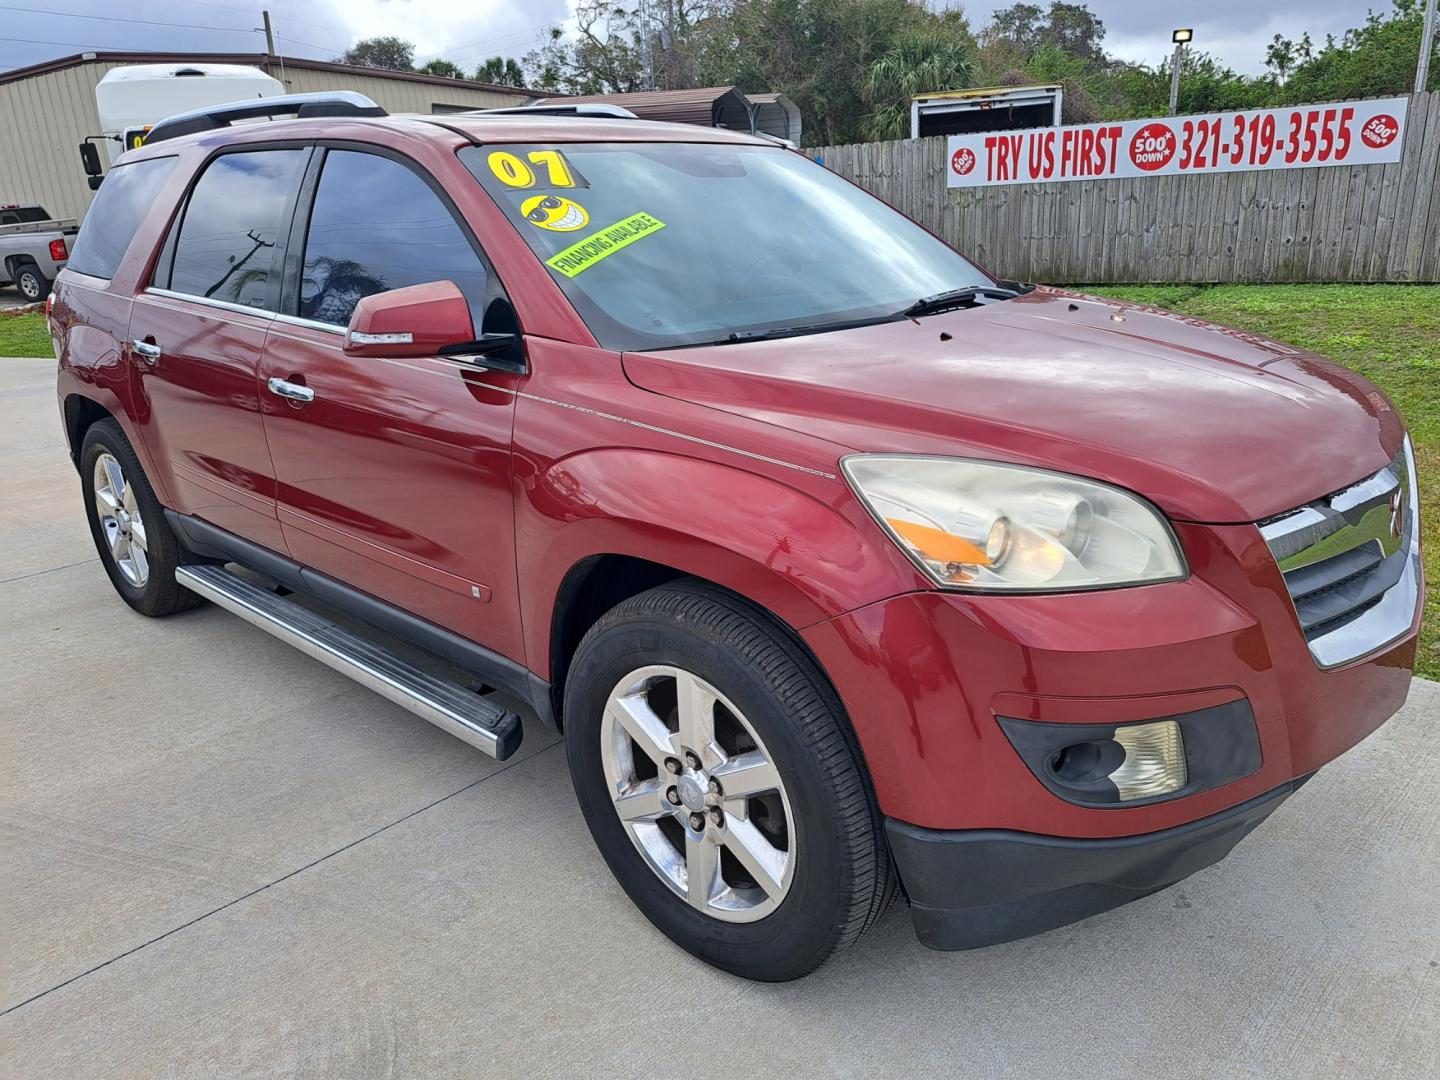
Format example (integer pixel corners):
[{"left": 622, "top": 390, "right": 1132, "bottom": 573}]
[{"left": 0, "top": 60, "right": 527, "bottom": 221}]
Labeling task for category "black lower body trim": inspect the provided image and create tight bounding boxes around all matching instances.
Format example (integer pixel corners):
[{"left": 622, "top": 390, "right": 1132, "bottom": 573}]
[
  {"left": 167, "top": 510, "right": 554, "bottom": 726},
  {"left": 886, "top": 778, "right": 1308, "bottom": 951}
]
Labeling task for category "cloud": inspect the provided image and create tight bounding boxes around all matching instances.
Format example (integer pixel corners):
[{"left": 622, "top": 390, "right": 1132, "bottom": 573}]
[{"left": 0, "top": 0, "right": 1387, "bottom": 77}]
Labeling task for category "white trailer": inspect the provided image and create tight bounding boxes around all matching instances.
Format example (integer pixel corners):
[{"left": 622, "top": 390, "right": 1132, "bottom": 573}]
[{"left": 92, "top": 63, "right": 284, "bottom": 163}]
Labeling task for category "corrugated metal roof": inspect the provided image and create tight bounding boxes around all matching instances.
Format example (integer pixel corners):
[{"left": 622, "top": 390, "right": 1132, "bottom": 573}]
[
  {"left": 537, "top": 87, "right": 750, "bottom": 128},
  {"left": 0, "top": 51, "right": 536, "bottom": 97}
]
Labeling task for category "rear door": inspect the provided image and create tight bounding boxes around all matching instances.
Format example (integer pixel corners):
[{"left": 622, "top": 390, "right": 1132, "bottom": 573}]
[
  {"left": 130, "top": 146, "right": 311, "bottom": 552},
  {"left": 257, "top": 145, "right": 525, "bottom": 662}
]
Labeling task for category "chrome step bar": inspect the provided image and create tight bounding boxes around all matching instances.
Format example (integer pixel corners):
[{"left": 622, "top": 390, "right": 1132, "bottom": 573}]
[{"left": 176, "top": 565, "right": 522, "bottom": 760}]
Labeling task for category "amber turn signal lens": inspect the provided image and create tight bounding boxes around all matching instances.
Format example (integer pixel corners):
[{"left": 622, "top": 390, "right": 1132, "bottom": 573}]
[{"left": 886, "top": 518, "right": 991, "bottom": 566}]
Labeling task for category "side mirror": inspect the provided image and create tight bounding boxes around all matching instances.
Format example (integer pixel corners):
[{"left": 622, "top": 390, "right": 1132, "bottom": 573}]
[
  {"left": 78, "top": 142, "right": 102, "bottom": 176},
  {"left": 344, "top": 281, "right": 520, "bottom": 369}
]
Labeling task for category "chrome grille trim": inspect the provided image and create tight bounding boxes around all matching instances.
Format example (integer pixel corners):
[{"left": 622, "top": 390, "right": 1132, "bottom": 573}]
[{"left": 1263, "top": 437, "right": 1421, "bottom": 669}]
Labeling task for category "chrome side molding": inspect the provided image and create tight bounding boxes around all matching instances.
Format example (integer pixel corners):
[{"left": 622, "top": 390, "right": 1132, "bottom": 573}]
[{"left": 176, "top": 565, "right": 522, "bottom": 759}]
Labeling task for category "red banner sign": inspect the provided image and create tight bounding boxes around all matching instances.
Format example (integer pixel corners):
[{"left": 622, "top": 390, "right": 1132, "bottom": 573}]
[{"left": 946, "top": 97, "right": 1408, "bottom": 188}]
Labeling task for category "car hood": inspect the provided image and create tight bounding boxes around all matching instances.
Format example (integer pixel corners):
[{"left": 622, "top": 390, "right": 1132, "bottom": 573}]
[{"left": 621, "top": 289, "right": 1403, "bottom": 523}]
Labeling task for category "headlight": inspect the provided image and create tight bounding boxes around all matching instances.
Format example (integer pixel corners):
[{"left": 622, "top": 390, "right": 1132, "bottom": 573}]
[{"left": 842, "top": 456, "right": 1186, "bottom": 592}]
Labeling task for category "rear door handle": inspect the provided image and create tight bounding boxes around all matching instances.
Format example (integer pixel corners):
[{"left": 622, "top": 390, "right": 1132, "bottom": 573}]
[
  {"left": 131, "top": 339, "right": 161, "bottom": 364},
  {"left": 267, "top": 376, "right": 315, "bottom": 404}
]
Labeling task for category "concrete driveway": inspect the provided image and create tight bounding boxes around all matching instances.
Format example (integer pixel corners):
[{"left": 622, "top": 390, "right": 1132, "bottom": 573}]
[
  {"left": 0, "top": 285, "right": 37, "bottom": 310},
  {"left": 2, "top": 355, "right": 1436, "bottom": 1079}
]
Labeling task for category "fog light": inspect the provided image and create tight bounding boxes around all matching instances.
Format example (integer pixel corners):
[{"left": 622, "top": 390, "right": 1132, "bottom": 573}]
[{"left": 1111, "top": 720, "right": 1187, "bottom": 801}]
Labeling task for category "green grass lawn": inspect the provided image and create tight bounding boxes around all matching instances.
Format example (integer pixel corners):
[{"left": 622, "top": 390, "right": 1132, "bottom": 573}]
[
  {"left": 1087, "top": 284, "right": 1438, "bottom": 678},
  {"left": 5, "top": 286, "right": 1436, "bottom": 674},
  {"left": 0, "top": 310, "right": 54, "bottom": 357}
]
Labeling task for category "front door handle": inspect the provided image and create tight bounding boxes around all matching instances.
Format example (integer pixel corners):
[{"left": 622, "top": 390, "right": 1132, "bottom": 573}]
[
  {"left": 267, "top": 376, "right": 315, "bottom": 404},
  {"left": 131, "top": 339, "right": 161, "bottom": 364}
]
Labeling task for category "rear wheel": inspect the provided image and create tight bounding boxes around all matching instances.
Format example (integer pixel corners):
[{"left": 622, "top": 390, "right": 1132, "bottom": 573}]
[
  {"left": 14, "top": 262, "right": 49, "bottom": 303},
  {"left": 564, "top": 581, "right": 893, "bottom": 981},
  {"left": 79, "top": 420, "right": 201, "bottom": 617}
]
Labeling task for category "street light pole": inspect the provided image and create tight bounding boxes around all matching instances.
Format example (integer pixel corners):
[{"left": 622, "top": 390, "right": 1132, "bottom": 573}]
[
  {"left": 1169, "top": 28, "right": 1193, "bottom": 116},
  {"left": 1419, "top": 0, "right": 1437, "bottom": 92}
]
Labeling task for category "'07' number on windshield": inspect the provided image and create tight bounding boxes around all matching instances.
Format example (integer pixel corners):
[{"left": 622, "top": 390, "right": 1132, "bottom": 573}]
[{"left": 488, "top": 149, "right": 576, "bottom": 189}]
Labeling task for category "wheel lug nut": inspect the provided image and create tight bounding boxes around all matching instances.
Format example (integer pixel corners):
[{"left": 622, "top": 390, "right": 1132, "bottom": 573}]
[
  {"left": 708, "top": 778, "right": 721, "bottom": 795},
  {"left": 684, "top": 751, "right": 701, "bottom": 771},
  {"left": 709, "top": 808, "right": 723, "bottom": 828},
  {"left": 688, "top": 812, "right": 705, "bottom": 830},
  {"left": 665, "top": 787, "right": 681, "bottom": 805},
  {"left": 664, "top": 757, "right": 681, "bottom": 775}
]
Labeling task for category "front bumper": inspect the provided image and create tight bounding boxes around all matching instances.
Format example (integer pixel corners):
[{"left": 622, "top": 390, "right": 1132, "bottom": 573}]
[
  {"left": 887, "top": 776, "right": 1309, "bottom": 950},
  {"left": 802, "top": 517, "right": 1420, "bottom": 837}
]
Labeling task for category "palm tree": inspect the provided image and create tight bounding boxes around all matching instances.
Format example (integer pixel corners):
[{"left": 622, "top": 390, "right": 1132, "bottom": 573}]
[{"left": 863, "top": 30, "right": 977, "bottom": 142}]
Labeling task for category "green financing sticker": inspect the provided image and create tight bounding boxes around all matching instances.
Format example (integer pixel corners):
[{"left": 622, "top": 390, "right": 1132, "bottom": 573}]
[{"left": 545, "top": 212, "right": 667, "bottom": 277}]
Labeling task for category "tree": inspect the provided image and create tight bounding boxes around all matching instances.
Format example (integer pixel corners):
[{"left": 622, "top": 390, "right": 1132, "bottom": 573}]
[
  {"left": 1264, "top": 32, "right": 1313, "bottom": 83},
  {"left": 523, "top": 2, "right": 650, "bottom": 94},
  {"left": 475, "top": 56, "right": 527, "bottom": 87},
  {"left": 418, "top": 59, "right": 467, "bottom": 80},
  {"left": 341, "top": 36, "right": 415, "bottom": 71},
  {"left": 1276, "top": 0, "right": 1438, "bottom": 102},
  {"left": 863, "top": 28, "right": 977, "bottom": 139},
  {"left": 982, "top": 2, "right": 1105, "bottom": 69}
]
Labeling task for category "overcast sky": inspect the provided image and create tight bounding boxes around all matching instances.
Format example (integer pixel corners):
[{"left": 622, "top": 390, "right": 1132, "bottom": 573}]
[{"left": 0, "top": 1, "right": 1388, "bottom": 78}]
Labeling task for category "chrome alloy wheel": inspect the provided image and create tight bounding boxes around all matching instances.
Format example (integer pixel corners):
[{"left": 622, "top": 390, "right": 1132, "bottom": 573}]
[
  {"left": 93, "top": 452, "right": 149, "bottom": 587},
  {"left": 601, "top": 665, "right": 795, "bottom": 922}
]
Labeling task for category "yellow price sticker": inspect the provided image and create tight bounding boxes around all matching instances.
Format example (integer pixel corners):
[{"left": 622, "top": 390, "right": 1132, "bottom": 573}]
[{"left": 545, "top": 212, "right": 666, "bottom": 278}]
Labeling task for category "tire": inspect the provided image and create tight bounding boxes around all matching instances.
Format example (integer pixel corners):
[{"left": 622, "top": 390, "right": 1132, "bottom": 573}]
[
  {"left": 15, "top": 262, "right": 50, "bottom": 303},
  {"left": 564, "top": 580, "right": 894, "bottom": 981},
  {"left": 79, "top": 419, "right": 202, "bottom": 617}
]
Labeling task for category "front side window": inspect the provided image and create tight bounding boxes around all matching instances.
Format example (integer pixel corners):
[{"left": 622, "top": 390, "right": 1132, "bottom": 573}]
[
  {"left": 67, "top": 157, "right": 176, "bottom": 280},
  {"left": 299, "top": 150, "right": 492, "bottom": 328},
  {"left": 168, "top": 149, "right": 307, "bottom": 309},
  {"left": 461, "top": 142, "right": 993, "bottom": 351}
]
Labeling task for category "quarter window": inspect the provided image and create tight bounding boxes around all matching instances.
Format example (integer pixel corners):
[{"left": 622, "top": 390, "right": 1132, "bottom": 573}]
[
  {"left": 167, "top": 149, "right": 307, "bottom": 309},
  {"left": 66, "top": 157, "right": 177, "bottom": 280},
  {"left": 299, "top": 150, "right": 491, "bottom": 327}
]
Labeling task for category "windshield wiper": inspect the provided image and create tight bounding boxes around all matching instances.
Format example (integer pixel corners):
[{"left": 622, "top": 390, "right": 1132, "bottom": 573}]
[
  {"left": 716, "top": 312, "right": 901, "bottom": 346},
  {"left": 899, "top": 286, "right": 1019, "bottom": 319}
]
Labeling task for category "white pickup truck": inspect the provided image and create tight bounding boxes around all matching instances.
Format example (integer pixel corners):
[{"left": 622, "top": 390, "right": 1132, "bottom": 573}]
[{"left": 1, "top": 204, "right": 78, "bottom": 302}]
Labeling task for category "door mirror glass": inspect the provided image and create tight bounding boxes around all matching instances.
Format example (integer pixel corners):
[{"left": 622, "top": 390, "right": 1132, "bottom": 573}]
[
  {"left": 344, "top": 280, "right": 482, "bottom": 358},
  {"left": 79, "top": 142, "right": 102, "bottom": 176}
]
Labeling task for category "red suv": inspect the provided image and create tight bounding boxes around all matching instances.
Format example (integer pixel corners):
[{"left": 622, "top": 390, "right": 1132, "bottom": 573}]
[{"left": 50, "top": 93, "right": 1423, "bottom": 981}]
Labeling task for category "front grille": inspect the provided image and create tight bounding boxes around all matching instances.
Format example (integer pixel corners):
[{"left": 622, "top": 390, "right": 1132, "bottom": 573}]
[{"left": 1261, "top": 439, "right": 1421, "bottom": 668}]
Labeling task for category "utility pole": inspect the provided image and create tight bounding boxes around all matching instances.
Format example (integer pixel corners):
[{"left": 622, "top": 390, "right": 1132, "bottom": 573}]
[
  {"left": 1168, "top": 28, "right": 1193, "bottom": 116},
  {"left": 1419, "top": 0, "right": 1437, "bottom": 92},
  {"left": 261, "top": 10, "right": 276, "bottom": 56}
]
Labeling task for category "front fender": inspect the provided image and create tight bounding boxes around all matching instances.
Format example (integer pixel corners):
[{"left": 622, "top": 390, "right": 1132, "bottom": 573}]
[{"left": 516, "top": 448, "right": 923, "bottom": 680}]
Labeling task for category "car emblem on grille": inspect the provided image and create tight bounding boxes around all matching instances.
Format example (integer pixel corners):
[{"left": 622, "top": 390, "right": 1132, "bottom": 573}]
[{"left": 1388, "top": 487, "right": 1405, "bottom": 540}]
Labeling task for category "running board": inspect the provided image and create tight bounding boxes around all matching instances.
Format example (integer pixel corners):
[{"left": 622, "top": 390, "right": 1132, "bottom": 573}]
[{"left": 176, "top": 565, "right": 523, "bottom": 760}]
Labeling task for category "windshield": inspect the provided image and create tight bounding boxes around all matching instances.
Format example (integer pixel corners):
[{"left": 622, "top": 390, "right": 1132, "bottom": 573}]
[{"left": 460, "top": 142, "right": 991, "bottom": 351}]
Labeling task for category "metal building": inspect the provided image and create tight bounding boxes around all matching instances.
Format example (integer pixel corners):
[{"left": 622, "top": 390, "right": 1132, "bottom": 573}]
[{"left": 0, "top": 52, "right": 534, "bottom": 220}]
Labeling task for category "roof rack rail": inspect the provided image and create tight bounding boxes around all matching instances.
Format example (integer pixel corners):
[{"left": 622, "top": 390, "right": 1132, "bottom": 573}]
[
  {"left": 145, "top": 91, "right": 387, "bottom": 145},
  {"left": 473, "top": 103, "right": 639, "bottom": 120}
]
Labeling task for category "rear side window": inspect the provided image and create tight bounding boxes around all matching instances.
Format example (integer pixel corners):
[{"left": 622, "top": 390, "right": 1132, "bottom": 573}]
[
  {"left": 66, "top": 157, "right": 176, "bottom": 279},
  {"left": 168, "top": 149, "right": 307, "bottom": 309},
  {"left": 298, "top": 149, "right": 490, "bottom": 327}
]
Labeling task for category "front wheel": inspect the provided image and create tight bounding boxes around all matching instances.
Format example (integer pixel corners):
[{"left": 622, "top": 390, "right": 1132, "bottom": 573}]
[{"left": 564, "top": 582, "right": 893, "bottom": 981}]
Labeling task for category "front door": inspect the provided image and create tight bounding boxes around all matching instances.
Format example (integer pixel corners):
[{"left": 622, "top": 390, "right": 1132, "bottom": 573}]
[
  {"left": 130, "top": 146, "right": 311, "bottom": 552},
  {"left": 258, "top": 146, "right": 525, "bottom": 663}
]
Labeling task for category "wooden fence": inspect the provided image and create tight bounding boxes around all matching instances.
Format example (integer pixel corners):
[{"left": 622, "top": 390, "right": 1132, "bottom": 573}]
[{"left": 812, "top": 91, "right": 1440, "bottom": 283}]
